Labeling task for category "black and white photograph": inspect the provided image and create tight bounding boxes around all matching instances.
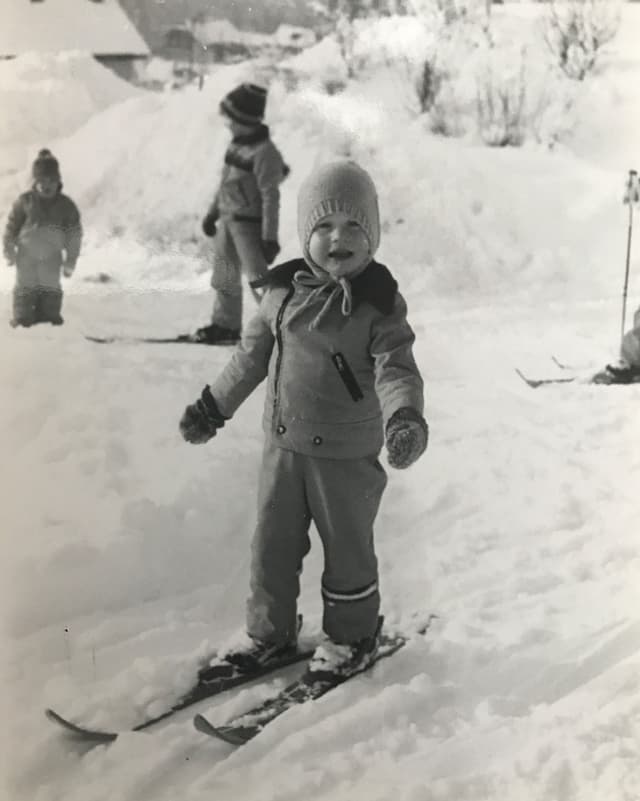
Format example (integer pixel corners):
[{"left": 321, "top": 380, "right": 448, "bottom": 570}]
[{"left": 1, "top": 0, "right": 639, "bottom": 799}]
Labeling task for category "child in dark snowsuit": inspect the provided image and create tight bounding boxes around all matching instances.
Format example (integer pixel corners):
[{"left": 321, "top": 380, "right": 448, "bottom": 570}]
[
  {"left": 3, "top": 149, "right": 82, "bottom": 327},
  {"left": 195, "top": 83, "right": 288, "bottom": 345},
  {"left": 180, "top": 160, "right": 429, "bottom": 679}
]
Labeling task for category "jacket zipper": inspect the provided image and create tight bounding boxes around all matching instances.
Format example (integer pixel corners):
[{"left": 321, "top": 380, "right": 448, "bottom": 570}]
[{"left": 273, "top": 286, "right": 295, "bottom": 414}]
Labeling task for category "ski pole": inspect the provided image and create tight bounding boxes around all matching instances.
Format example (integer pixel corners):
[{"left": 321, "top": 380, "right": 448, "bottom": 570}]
[{"left": 621, "top": 169, "right": 638, "bottom": 346}]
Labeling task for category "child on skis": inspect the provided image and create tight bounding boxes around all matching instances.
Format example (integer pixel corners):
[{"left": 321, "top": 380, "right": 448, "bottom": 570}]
[
  {"left": 195, "top": 83, "right": 288, "bottom": 345},
  {"left": 180, "top": 160, "right": 429, "bottom": 680},
  {"left": 3, "top": 149, "right": 82, "bottom": 328}
]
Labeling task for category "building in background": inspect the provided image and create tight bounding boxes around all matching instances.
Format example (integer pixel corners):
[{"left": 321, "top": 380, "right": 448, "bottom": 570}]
[
  {"left": 2, "top": 0, "right": 150, "bottom": 81},
  {"left": 117, "top": 0, "right": 317, "bottom": 53}
]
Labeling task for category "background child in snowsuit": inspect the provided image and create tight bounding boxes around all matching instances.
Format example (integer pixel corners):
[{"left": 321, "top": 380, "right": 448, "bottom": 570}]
[
  {"left": 196, "top": 83, "right": 288, "bottom": 345},
  {"left": 180, "top": 160, "right": 429, "bottom": 678},
  {"left": 3, "top": 149, "right": 82, "bottom": 327}
]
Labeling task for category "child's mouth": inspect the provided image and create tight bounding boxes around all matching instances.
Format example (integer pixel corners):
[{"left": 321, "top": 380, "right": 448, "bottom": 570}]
[{"left": 329, "top": 250, "right": 353, "bottom": 261}]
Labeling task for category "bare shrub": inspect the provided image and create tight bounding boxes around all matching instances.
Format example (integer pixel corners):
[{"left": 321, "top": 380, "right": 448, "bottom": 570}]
[
  {"left": 475, "top": 55, "right": 527, "bottom": 147},
  {"left": 543, "top": 0, "right": 621, "bottom": 80},
  {"left": 416, "top": 58, "right": 445, "bottom": 112}
]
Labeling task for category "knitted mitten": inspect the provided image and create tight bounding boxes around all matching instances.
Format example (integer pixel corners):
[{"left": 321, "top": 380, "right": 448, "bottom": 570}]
[
  {"left": 180, "top": 386, "right": 227, "bottom": 444},
  {"left": 385, "top": 407, "right": 429, "bottom": 469}
]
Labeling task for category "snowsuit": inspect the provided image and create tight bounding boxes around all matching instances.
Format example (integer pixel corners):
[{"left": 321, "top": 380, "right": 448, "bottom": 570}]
[
  {"left": 205, "top": 125, "right": 287, "bottom": 330},
  {"left": 3, "top": 189, "right": 82, "bottom": 326},
  {"left": 620, "top": 305, "right": 640, "bottom": 368},
  {"left": 209, "top": 259, "right": 424, "bottom": 645}
]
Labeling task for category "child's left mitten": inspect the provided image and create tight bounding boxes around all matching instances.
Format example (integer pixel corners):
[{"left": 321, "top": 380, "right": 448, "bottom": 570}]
[
  {"left": 180, "top": 385, "right": 227, "bottom": 444},
  {"left": 261, "top": 240, "right": 280, "bottom": 265},
  {"left": 385, "top": 407, "right": 429, "bottom": 469}
]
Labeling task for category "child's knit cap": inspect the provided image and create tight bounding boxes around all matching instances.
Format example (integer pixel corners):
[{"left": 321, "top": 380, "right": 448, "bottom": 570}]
[
  {"left": 220, "top": 83, "right": 267, "bottom": 126},
  {"left": 297, "top": 160, "right": 380, "bottom": 266},
  {"left": 32, "top": 149, "right": 60, "bottom": 182}
]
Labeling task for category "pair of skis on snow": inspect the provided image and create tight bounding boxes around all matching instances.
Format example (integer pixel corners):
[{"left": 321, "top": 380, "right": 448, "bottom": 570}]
[{"left": 45, "top": 615, "right": 434, "bottom": 748}]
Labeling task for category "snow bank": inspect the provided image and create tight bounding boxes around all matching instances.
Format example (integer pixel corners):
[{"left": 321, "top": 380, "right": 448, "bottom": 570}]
[
  {"left": 2, "top": 9, "right": 637, "bottom": 303},
  {"left": 0, "top": 51, "right": 142, "bottom": 177}
]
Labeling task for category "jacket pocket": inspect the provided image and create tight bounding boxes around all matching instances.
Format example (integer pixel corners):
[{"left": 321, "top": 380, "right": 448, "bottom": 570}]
[{"left": 332, "top": 352, "right": 364, "bottom": 402}]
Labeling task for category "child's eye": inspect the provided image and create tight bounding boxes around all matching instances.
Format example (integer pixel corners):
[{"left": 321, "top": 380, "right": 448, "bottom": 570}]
[
  {"left": 347, "top": 221, "right": 360, "bottom": 228},
  {"left": 315, "top": 222, "right": 331, "bottom": 230}
]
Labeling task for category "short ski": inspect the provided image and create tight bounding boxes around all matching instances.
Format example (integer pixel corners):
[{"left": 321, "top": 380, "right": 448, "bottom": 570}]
[
  {"left": 46, "top": 641, "right": 314, "bottom": 742},
  {"left": 194, "top": 616, "right": 435, "bottom": 747},
  {"left": 516, "top": 367, "right": 640, "bottom": 388},
  {"left": 515, "top": 368, "right": 578, "bottom": 388},
  {"left": 85, "top": 334, "right": 236, "bottom": 346}
]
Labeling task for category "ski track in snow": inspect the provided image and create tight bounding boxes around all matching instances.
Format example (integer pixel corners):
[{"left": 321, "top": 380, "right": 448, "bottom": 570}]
[{"left": 1, "top": 287, "right": 638, "bottom": 801}]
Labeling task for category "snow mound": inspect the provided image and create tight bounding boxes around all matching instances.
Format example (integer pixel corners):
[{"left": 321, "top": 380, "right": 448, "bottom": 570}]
[{"left": 0, "top": 51, "right": 143, "bottom": 176}]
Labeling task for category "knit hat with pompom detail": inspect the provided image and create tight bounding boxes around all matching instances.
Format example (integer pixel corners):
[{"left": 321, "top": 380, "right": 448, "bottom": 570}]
[
  {"left": 32, "top": 149, "right": 61, "bottom": 182},
  {"left": 297, "top": 160, "right": 380, "bottom": 267}
]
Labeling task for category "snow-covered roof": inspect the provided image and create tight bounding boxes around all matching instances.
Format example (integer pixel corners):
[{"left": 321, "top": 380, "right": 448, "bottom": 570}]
[
  {"left": 1, "top": 0, "right": 150, "bottom": 58},
  {"left": 196, "top": 18, "right": 271, "bottom": 47}
]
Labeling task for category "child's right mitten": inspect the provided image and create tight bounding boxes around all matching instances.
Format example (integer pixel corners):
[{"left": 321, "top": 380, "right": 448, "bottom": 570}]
[
  {"left": 385, "top": 407, "right": 429, "bottom": 469},
  {"left": 202, "top": 212, "right": 218, "bottom": 237},
  {"left": 180, "top": 386, "right": 227, "bottom": 444}
]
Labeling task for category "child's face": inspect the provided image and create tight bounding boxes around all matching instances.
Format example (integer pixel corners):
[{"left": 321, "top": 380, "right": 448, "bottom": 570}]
[
  {"left": 35, "top": 176, "right": 58, "bottom": 198},
  {"left": 308, "top": 211, "right": 370, "bottom": 278},
  {"left": 222, "top": 113, "right": 258, "bottom": 137}
]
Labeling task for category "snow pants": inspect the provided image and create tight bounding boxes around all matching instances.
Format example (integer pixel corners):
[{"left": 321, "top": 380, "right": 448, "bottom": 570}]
[
  {"left": 210, "top": 218, "right": 268, "bottom": 331},
  {"left": 12, "top": 286, "right": 63, "bottom": 327},
  {"left": 247, "top": 442, "right": 387, "bottom": 646}
]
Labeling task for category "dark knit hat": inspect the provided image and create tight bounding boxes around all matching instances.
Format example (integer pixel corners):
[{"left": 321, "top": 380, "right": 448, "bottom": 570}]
[
  {"left": 32, "top": 149, "right": 61, "bottom": 182},
  {"left": 220, "top": 83, "right": 267, "bottom": 126}
]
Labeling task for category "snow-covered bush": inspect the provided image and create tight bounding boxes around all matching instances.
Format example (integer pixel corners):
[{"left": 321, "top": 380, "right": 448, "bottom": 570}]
[
  {"left": 542, "top": 0, "right": 621, "bottom": 80},
  {"left": 475, "top": 49, "right": 527, "bottom": 147}
]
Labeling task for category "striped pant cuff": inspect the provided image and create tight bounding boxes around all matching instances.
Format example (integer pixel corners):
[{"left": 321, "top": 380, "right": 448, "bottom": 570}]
[{"left": 321, "top": 580, "right": 378, "bottom": 604}]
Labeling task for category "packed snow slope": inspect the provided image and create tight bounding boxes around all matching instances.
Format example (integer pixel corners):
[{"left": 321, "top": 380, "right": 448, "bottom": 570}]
[{"left": 1, "top": 5, "right": 639, "bottom": 801}]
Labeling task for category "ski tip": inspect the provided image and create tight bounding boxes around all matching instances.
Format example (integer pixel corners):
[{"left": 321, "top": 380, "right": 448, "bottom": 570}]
[
  {"left": 193, "top": 713, "right": 217, "bottom": 736},
  {"left": 45, "top": 708, "right": 119, "bottom": 743},
  {"left": 193, "top": 714, "right": 252, "bottom": 746}
]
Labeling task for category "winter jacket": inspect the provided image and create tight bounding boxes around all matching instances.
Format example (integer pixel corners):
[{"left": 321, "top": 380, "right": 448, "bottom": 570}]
[
  {"left": 206, "top": 125, "right": 287, "bottom": 243},
  {"left": 210, "top": 259, "right": 424, "bottom": 459},
  {"left": 3, "top": 189, "right": 82, "bottom": 289}
]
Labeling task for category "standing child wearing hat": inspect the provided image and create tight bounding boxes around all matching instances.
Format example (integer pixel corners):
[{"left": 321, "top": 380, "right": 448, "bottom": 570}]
[
  {"left": 195, "top": 83, "right": 289, "bottom": 345},
  {"left": 180, "top": 160, "right": 428, "bottom": 679},
  {"left": 3, "top": 149, "right": 82, "bottom": 328}
]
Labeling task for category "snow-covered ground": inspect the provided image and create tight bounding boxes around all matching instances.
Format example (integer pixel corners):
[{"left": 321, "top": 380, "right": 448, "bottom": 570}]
[{"left": 1, "top": 5, "right": 639, "bottom": 801}]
